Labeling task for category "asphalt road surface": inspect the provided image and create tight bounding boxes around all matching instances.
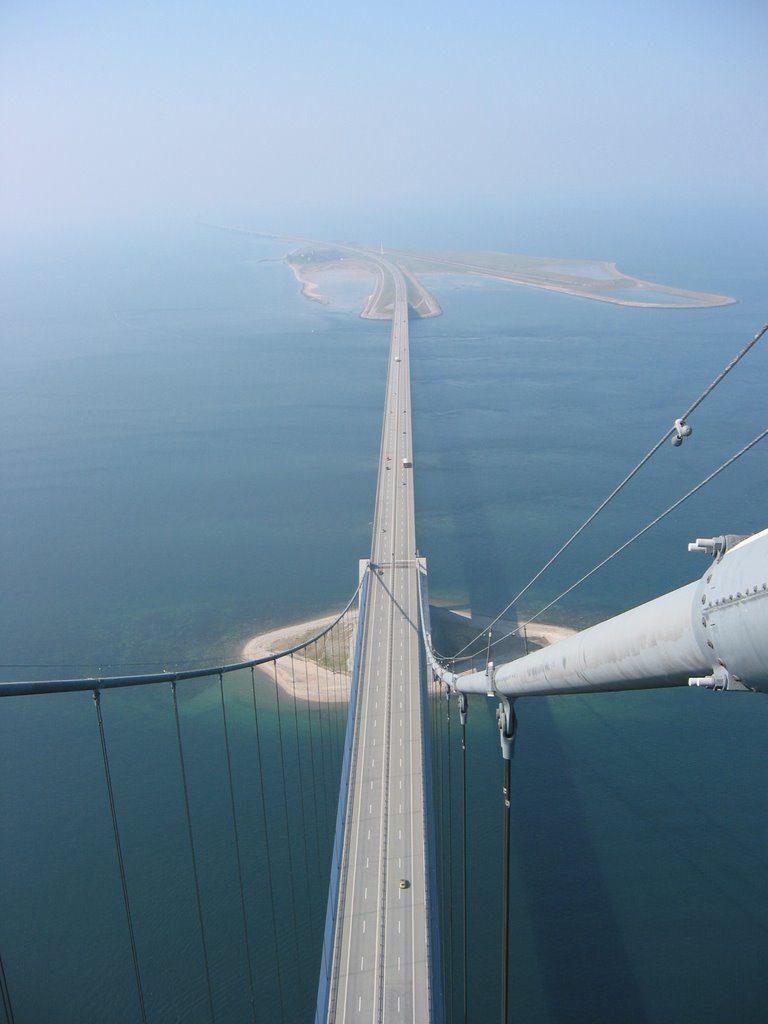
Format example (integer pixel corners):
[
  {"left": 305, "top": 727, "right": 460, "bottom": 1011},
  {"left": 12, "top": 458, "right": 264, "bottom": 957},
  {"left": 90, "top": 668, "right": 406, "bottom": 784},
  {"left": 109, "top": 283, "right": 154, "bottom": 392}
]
[{"left": 327, "top": 260, "right": 434, "bottom": 1023}]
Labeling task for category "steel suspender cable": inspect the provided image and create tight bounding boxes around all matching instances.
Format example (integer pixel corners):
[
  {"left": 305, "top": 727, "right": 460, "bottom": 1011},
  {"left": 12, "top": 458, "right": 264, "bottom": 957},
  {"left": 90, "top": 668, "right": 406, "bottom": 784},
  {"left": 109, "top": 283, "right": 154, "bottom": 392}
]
[
  {"left": 271, "top": 661, "right": 302, "bottom": 980},
  {"left": 317, "top": 635, "right": 331, "bottom": 825},
  {"left": 218, "top": 674, "right": 257, "bottom": 1024},
  {"left": 170, "top": 681, "right": 215, "bottom": 1023},
  {"left": 491, "top": 425, "right": 768, "bottom": 649},
  {"left": 303, "top": 649, "right": 323, "bottom": 865},
  {"left": 501, "top": 756, "right": 512, "bottom": 1024},
  {"left": 289, "top": 654, "right": 315, "bottom": 931},
  {"left": 446, "top": 689, "right": 455, "bottom": 1023},
  {"left": 0, "top": 951, "right": 15, "bottom": 1024},
  {"left": 92, "top": 690, "right": 148, "bottom": 1024},
  {"left": 460, "top": 697, "right": 468, "bottom": 1024},
  {"left": 333, "top": 621, "right": 346, "bottom": 746},
  {"left": 436, "top": 680, "right": 447, "bottom": 996},
  {"left": 250, "top": 668, "right": 285, "bottom": 1021}
]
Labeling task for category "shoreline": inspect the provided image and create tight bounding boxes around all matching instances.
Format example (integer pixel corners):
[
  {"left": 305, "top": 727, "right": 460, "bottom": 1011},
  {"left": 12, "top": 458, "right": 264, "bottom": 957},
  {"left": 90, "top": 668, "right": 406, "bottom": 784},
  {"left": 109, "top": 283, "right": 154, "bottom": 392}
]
[
  {"left": 240, "top": 608, "right": 577, "bottom": 704},
  {"left": 416, "top": 266, "right": 736, "bottom": 309},
  {"left": 242, "top": 613, "right": 356, "bottom": 704},
  {"left": 287, "top": 261, "right": 330, "bottom": 305}
]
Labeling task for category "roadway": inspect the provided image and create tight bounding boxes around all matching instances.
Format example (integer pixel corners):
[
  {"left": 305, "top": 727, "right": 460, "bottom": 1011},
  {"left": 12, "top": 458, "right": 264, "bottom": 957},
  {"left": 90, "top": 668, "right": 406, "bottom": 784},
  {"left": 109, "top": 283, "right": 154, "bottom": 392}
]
[{"left": 327, "top": 261, "right": 434, "bottom": 1022}]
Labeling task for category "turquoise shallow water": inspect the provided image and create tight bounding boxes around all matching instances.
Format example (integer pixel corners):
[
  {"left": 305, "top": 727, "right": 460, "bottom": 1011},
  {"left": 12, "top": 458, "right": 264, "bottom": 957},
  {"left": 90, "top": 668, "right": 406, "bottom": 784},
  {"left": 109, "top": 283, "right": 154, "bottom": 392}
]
[{"left": 1, "top": 212, "right": 767, "bottom": 1022}]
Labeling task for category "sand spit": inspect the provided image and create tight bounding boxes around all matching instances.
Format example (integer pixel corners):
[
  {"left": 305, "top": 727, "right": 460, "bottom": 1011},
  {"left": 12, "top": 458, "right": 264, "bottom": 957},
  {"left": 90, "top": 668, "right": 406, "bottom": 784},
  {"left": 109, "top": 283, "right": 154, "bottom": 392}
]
[
  {"left": 287, "top": 261, "right": 332, "bottom": 305},
  {"left": 241, "top": 607, "right": 576, "bottom": 704},
  {"left": 389, "top": 250, "right": 736, "bottom": 309}
]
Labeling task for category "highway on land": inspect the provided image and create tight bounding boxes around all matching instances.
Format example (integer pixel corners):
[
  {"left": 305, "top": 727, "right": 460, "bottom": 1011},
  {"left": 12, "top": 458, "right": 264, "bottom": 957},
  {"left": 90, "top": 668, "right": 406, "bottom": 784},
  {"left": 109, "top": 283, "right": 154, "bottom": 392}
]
[{"left": 327, "top": 261, "right": 433, "bottom": 1023}]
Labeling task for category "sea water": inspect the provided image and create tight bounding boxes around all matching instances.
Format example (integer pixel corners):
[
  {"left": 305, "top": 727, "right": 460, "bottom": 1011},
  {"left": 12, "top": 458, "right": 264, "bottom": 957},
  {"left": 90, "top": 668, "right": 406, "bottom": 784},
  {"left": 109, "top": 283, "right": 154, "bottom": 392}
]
[{"left": 1, "top": 209, "right": 767, "bottom": 1022}]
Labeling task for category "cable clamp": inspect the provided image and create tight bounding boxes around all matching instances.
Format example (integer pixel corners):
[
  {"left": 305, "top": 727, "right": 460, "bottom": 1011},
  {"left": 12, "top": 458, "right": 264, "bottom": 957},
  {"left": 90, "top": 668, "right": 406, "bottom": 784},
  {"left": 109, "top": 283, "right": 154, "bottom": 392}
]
[
  {"left": 485, "top": 659, "right": 495, "bottom": 697},
  {"left": 458, "top": 692, "right": 468, "bottom": 726},
  {"left": 495, "top": 692, "right": 517, "bottom": 761},
  {"left": 672, "top": 417, "right": 693, "bottom": 447}
]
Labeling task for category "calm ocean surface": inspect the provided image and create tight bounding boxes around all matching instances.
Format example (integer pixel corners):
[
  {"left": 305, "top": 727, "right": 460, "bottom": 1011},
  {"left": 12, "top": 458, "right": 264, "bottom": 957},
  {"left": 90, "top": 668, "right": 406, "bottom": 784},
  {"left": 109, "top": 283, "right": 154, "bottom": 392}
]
[{"left": 1, "top": 209, "right": 767, "bottom": 1022}]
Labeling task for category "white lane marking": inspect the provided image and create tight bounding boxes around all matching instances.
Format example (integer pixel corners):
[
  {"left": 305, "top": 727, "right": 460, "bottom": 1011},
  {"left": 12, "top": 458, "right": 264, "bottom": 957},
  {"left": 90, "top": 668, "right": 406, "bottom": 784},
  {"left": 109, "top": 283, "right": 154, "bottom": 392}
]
[{"left": 398, "top": 956, "right": 401, "bottom": 971}]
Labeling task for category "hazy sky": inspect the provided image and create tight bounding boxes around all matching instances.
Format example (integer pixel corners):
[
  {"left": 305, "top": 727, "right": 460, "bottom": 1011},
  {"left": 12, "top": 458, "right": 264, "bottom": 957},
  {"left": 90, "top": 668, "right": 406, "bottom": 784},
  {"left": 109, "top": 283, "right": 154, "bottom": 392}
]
[{"left": 1, "top": 0, "right": 765, "bottom": 234}]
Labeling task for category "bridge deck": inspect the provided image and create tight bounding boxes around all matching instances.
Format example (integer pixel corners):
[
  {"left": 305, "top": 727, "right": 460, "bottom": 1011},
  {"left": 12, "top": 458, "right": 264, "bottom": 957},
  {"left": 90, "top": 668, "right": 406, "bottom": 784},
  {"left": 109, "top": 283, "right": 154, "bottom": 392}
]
[{"left": 326, "top": 264, "right": 434, "bottom": 1023}]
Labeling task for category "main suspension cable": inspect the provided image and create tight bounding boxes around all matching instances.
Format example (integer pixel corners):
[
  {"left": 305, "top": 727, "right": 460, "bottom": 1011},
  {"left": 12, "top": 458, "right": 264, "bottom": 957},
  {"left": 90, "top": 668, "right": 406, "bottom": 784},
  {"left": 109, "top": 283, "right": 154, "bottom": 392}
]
[
  {"left": 451, "top": 322, "right": 768, "bottom": 660},
  {"left": 491, "top": 425, "right": 768, "bottom": 649}
]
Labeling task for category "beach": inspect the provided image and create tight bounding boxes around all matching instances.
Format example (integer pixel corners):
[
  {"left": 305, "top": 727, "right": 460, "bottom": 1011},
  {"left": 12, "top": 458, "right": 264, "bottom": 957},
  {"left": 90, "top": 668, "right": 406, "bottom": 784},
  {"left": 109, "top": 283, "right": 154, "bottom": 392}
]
[{"left": 241, "top": 613, "right": 356, "bottom": 704}]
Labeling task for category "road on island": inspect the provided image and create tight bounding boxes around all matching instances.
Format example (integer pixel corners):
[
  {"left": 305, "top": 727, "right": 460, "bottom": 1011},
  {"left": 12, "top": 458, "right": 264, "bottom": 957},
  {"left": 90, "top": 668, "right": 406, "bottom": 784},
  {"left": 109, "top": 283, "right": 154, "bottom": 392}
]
[{"left": 327, "top": 259, "right": 433, "bottom": 1023}]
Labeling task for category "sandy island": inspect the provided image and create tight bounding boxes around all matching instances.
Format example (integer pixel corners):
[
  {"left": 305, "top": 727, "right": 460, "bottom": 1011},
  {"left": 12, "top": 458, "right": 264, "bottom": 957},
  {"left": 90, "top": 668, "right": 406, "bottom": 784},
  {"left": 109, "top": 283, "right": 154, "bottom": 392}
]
[
  {"left": 286, "top": 243, "right": 735, "bottom": 318},
  {"left": 241, "top": 609, "right": 576, "bottom": 705}
]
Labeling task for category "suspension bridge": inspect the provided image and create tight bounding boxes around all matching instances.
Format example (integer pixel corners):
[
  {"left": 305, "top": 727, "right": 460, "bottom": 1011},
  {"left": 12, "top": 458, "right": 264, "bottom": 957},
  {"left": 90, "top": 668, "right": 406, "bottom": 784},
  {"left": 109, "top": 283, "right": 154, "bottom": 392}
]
[{"left": 0, "top": 244, "right": 766, "bottom": 1024}]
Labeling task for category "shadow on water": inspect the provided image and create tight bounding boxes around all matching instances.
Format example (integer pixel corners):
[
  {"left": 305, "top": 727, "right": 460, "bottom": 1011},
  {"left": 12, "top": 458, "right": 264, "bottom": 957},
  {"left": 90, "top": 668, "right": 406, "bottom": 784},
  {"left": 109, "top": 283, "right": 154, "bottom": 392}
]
[
  {"left": 512, "top": 698, "right": 649, "bottom": 1024},
  {"left": 425, "top": 443, "right": 525, "bottom": 673},
  {"left": 414, "top": 336, "right": 647, "bottom": 1022}
]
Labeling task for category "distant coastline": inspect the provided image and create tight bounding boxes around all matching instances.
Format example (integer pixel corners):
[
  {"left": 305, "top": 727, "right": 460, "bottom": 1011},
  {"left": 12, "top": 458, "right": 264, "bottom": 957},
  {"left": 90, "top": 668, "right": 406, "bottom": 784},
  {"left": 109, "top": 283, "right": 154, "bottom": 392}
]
[{"left": 284, "top": 242, "right": 736, "bottom": 319}]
